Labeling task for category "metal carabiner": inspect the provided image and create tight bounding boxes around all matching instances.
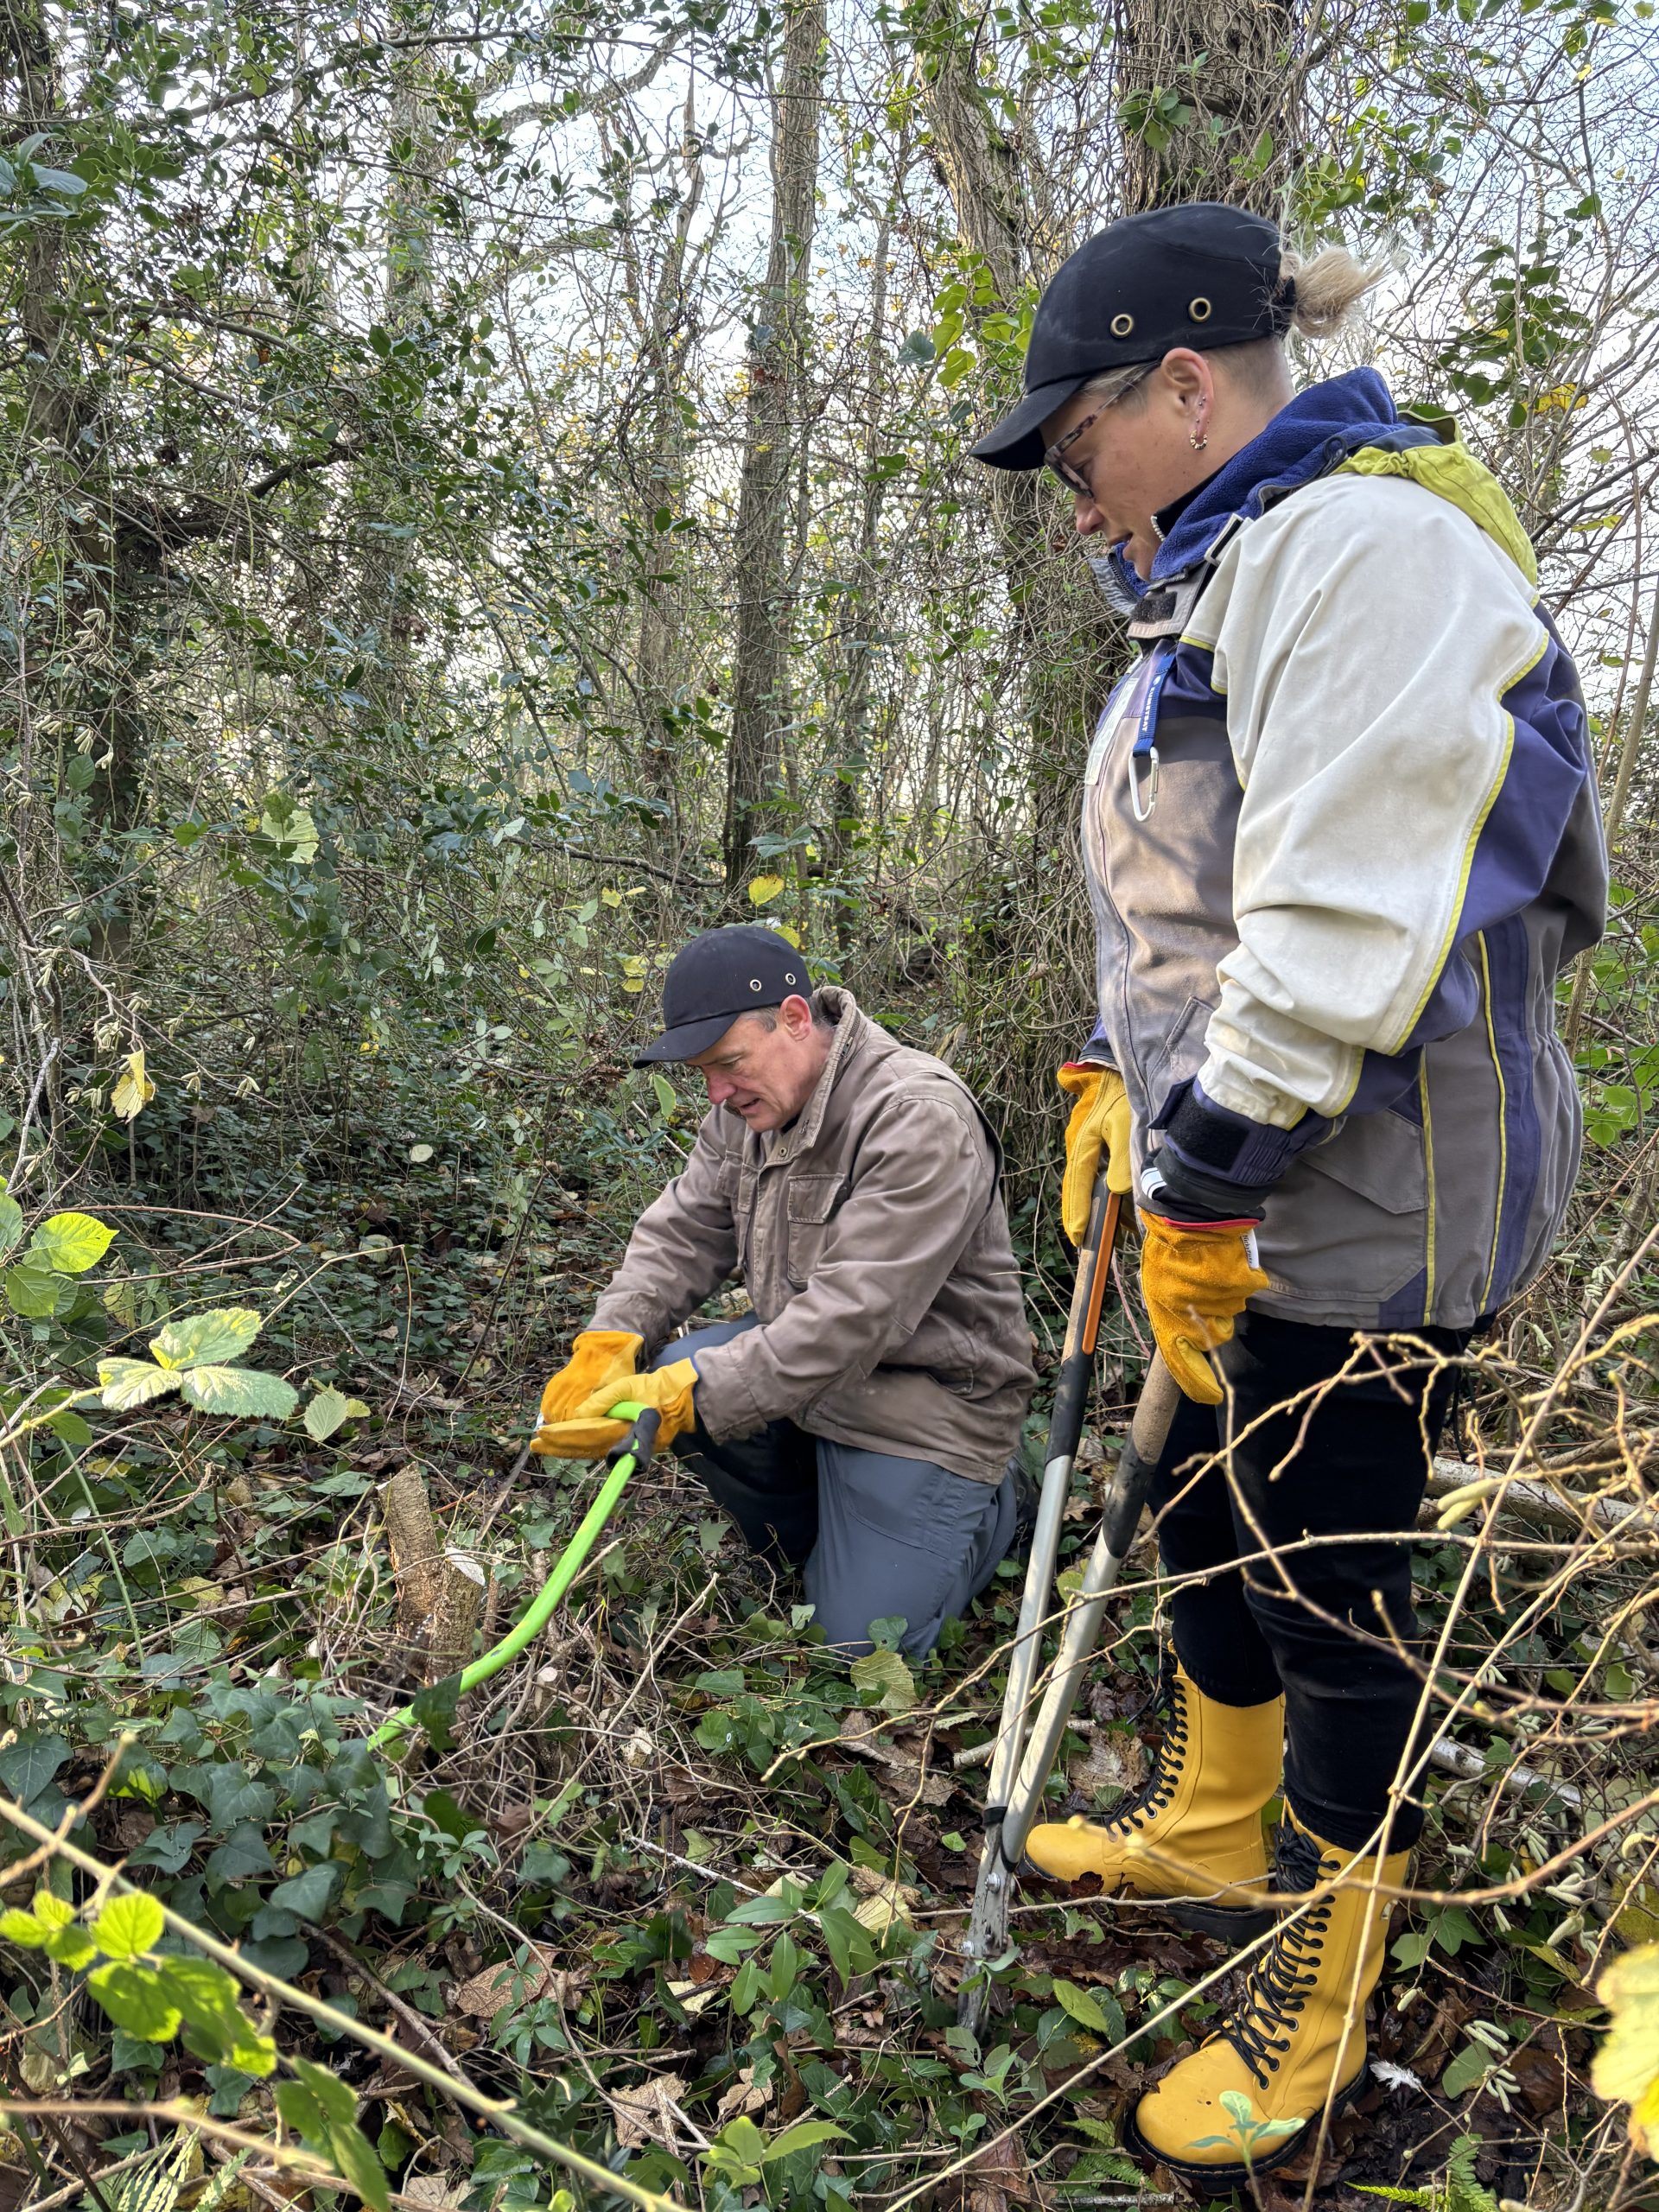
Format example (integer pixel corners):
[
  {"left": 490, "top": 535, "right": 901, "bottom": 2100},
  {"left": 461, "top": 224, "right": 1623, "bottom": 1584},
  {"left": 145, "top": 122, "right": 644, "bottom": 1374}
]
[{"left": 1128, "top": 743, "right": 1160, "bottom": 822}]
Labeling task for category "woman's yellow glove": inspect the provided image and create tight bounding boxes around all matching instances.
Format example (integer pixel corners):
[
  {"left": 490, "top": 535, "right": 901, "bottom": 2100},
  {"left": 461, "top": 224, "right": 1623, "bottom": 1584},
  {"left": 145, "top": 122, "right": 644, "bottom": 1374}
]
[
  {"left": 531, "top": 1329, "right": 643, "bottom": 1459},
  {"left": 1138, "top": 1212, "right": 1268, "bottom": 1406},
  {"left": 1058, "top": 1063, "right": 1133, "bottom": 1243}
]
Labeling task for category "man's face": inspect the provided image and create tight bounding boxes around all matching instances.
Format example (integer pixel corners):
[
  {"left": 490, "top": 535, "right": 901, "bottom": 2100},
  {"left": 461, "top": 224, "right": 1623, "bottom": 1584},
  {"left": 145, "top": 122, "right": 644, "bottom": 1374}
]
[{"left": 688, "top": 995, "right": 830, "bottom": 1131}]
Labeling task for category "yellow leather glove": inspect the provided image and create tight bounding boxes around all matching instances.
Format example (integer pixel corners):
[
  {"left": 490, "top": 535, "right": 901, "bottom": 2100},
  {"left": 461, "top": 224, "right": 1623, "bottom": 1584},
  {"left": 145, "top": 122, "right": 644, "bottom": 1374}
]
[
  {"left": 1058, "top": 1063, "right": 1133, "bottom": 1243},
  {"left": 531, "top": 1330, "right": 642, "bottom": 1459},
  {"left": 572, "top": 1358, "right": 698, "bottom": 1453},
  {"left": 1139, "top": 1211, "right": 1269, "bottom": 1407}
]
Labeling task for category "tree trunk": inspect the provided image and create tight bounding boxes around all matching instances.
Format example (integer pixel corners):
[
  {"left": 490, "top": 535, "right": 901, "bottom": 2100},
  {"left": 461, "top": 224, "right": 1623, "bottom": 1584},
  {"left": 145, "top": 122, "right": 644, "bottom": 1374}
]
[
  {"left": 629, "top": 80, "right": 707, "bottom": 804},
  {"left": 1113, "top": 0, "right": 1304, "bottom": 214},
  {"left": 721, "top": 0, "right": 827, "bottom": 889}
]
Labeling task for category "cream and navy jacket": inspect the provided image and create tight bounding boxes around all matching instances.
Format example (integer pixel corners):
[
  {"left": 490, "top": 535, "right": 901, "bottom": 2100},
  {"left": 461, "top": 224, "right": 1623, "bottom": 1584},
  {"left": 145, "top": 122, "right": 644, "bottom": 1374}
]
[{"left": 1082, "top": 369, "right": 1607, "bottom": 1330}]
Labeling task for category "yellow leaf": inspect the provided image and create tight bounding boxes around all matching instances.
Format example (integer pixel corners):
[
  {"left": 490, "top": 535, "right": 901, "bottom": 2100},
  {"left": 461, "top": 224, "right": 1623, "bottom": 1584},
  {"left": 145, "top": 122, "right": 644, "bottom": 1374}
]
[
  {"left": 773, "top": 923, "right": 802, "bottom": 949},
  {"left": 111, "top": 1050, "right": 156, "bottom": 1123},
  {"left": 747, "top": 874, "right": 785, "bottom": 905},
  {"left": 1594, "top": 1941, "right": 1659, "bottom": 2152},
  {"left": 601, "top": 887, "right": 622, "bottom": 907}
]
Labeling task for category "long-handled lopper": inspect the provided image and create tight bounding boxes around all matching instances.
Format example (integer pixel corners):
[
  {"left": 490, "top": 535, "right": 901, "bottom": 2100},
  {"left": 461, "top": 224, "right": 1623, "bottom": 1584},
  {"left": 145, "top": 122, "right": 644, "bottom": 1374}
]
[
  {"left": 369, "top": 1403, "right": 661, "bottom": 1756},
  {"left": 957, "top": 1169, "right": 1180, "bottom": 2031}
]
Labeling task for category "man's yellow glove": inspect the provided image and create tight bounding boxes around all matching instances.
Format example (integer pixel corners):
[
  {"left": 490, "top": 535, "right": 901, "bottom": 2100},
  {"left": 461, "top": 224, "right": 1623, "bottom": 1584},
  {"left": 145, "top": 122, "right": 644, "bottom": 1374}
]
[
  {"left": 575, "top": 1358, "right": 698, "bottom": 1452},
  {"left": 531, "top": 1330, "right": 642, "bottom": 1459},
  {"left": 1058, "top": 1063, "right": 1133, "bottom": 1243},
  {"left": 1139, "top": 1211, "right": 1269, "bottom": 1407}
]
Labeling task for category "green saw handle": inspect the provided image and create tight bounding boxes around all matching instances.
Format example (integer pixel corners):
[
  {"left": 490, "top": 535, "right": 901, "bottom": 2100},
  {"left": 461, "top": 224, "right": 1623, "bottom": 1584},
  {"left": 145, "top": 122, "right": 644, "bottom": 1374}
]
[{"left": 368, "top": 1401, "right": 658, "bottom": 1754}]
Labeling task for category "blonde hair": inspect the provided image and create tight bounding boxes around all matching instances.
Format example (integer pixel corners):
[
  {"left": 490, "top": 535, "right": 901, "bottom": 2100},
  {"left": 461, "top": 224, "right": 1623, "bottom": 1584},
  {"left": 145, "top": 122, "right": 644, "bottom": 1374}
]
[{"left": 1276, "top": 243, "right": 1386, "bottom": 340}]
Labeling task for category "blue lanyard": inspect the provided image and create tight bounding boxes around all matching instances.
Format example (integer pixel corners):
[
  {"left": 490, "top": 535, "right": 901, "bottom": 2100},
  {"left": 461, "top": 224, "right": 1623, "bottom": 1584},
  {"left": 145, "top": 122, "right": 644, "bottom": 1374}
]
[{"left": 1128, "top": 641, "right": 1177, "bottom": 821}]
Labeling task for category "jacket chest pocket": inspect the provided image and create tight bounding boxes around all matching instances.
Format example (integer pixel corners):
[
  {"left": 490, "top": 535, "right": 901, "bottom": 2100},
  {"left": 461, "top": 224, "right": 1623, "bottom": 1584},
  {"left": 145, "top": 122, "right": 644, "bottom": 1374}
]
[{"left": 784, "top": 1174, "right": 842, "bottom": 1289}]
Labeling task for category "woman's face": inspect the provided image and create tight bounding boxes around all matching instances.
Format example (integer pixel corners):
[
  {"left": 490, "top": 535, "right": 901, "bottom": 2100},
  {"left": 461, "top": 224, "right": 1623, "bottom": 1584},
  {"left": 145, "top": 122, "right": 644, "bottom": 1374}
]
[{"left": 1042, "top": 350, "right": 1216, "bottom": 577}]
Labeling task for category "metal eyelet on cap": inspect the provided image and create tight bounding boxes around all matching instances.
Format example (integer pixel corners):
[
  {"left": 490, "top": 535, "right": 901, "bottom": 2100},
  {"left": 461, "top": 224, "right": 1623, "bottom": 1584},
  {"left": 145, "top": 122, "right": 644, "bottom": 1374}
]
[
  {"left": 1110, "top": 312, "right": 1134, "bottom": 337},
  {"left": 785, "top": 971, "right": 797, "bottom": 984},
  {"left": 749, "top": 978, "right": 763, "bottom": 992},
  {"left": 1189, "top": 296, "right": 1213, "bottom": 322}
]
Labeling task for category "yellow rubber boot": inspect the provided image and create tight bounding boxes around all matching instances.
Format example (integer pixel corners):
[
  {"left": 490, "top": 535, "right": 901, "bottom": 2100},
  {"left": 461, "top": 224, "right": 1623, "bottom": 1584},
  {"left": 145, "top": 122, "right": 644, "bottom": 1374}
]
[
  {"left": 1126, "top": 1811, "right": 1411, "bottom": 2191},
  {"left": 1023, "top": 1660, "right": 1282, "bottom": 1942}
]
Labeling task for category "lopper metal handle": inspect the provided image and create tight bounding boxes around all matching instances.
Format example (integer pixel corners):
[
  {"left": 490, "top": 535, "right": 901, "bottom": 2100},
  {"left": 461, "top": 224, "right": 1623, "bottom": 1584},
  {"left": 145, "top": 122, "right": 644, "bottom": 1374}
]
[{"left": 370, "top": 1404, "right": 662, "bottom": 1754}]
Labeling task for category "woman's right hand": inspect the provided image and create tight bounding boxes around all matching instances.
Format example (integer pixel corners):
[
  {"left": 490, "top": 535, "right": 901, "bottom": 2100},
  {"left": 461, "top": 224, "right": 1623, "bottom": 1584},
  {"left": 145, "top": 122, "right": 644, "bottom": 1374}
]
[{"left": 1056, "top": 1063, "right": 1133, "bottom": 1243}]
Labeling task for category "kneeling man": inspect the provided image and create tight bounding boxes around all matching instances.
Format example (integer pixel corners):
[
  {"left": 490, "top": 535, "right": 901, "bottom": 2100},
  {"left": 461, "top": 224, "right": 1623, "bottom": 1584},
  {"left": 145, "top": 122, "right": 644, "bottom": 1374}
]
[{"left": 534, "top": 925, "right": 1036, "bottom": 1656}]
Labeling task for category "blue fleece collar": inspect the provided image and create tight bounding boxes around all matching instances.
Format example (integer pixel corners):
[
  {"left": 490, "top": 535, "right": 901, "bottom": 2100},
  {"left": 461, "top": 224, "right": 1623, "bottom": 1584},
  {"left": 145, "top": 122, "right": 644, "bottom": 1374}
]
[{"left": 1147, "top": 367, "right": 1403, "bottom": 582}]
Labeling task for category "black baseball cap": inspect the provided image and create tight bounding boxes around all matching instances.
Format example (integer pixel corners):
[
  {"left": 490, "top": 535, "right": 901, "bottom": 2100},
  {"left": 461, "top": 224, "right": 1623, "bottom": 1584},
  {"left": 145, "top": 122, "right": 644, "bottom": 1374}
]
[
  {"left": 632, "top": 925, "right": 813, "bottom": 1065},
  {"left": 970, "top": 203, "right": 1294, "bottom": 471}
]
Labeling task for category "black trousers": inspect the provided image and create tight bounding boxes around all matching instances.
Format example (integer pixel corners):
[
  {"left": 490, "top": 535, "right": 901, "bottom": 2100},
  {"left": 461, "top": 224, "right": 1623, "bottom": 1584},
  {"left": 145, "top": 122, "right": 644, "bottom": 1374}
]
[{"left": 1149, "top": 1309, "right": 1471, "bottom": 1852}]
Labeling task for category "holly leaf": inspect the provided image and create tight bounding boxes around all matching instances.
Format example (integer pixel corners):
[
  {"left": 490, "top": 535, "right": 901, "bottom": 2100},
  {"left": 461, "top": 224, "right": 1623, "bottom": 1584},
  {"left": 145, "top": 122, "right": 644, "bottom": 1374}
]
[
  {"left": 150, "top": 1309, "right": 263, "bottom": 1369},
  {"left": 179, "top": 1366, "right": 299, "bottom": 1419}
]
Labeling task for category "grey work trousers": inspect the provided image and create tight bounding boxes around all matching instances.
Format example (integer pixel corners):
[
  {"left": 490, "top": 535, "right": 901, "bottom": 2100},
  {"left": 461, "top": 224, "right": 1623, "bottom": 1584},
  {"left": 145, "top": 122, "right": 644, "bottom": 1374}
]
[{"left": 652, "top": 1318, "right": 1017, "bottom": 1657}]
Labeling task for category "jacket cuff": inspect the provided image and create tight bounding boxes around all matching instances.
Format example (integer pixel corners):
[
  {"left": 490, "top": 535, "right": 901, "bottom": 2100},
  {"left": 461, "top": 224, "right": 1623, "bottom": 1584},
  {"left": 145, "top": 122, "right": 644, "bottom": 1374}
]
[{"left": 1156, "top": 1077, "right": 1332, "bottom": 1183}]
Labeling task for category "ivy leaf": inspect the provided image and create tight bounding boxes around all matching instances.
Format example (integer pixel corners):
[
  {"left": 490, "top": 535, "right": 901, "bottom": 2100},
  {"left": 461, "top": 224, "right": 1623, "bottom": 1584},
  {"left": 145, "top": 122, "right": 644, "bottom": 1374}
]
[
  {"left": 0, "top": 1732, "right": 69, "bottom": 1804},
  {"left": 99, "top": 1358, "right": 182, "bottom": 1411},
  {"left": 269, "top": 1861, "right": 341, "bottom": 1919},
  {"left": 180, "top": 1366, "right": 299, "bottom": 1419},
  {"left": 88, "top": 1959, "right": 184, "bottom": 2042},
  {"left": 150, "top": 1309, "right": 263, "bottom": 1370},
  {"left": 29, "top": 1211, "right": 116, "bottom": 1274},
  {"left": 92, "top": 1891, "right": 165, "bottom": 1959}
]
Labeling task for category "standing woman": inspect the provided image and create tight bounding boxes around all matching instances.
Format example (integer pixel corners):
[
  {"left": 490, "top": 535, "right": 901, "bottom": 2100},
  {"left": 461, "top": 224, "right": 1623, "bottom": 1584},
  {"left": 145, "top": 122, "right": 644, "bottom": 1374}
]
[{"left": 972, "top": 202, "right": 1606, "bottom": 2185}]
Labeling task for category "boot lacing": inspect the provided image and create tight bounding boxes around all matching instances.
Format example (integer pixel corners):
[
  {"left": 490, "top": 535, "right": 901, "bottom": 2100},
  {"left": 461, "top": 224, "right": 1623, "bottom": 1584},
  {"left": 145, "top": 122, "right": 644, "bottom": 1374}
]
[
  {"left": 1102, "top": 1656, "right": 1190, "bottom": 1838},
  {"left": 1223, "top": 1824, "right": 1334, "bottom": 2088}
]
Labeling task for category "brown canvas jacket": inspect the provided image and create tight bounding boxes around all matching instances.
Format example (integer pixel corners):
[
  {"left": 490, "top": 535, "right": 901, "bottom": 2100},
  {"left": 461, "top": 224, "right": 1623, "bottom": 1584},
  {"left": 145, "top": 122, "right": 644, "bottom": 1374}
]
[{"left": 588, "top": 988, "right": 1035, "bottom": 1484}]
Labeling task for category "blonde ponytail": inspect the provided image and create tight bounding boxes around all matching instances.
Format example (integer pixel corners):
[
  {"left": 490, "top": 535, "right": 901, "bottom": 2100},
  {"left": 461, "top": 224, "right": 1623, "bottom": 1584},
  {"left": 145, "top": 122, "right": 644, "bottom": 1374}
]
[{"left": 1277, "top": 244, "right": 1387, "bottom": 340}]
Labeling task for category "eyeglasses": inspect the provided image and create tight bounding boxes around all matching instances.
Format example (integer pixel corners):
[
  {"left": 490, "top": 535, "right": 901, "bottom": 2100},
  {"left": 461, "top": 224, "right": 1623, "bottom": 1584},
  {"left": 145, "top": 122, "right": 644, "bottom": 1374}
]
[{"left": 1042, "top": 365, "right": 1154, "bottom": 495}]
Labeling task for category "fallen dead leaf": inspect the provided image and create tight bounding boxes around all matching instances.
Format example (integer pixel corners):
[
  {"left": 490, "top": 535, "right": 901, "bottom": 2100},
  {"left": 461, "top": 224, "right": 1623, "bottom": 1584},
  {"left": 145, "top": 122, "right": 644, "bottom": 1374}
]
[
  {"left": 1069, "top": 1730, "right": 1146, "bottom": 1802},
  {"left": 837, "top": 1711, "right": 951, "bottom": 1806},
  {"left": 716, "top": 2063, "right": 773, "bottom": 2120},
  {"left": 451, "top": 1958, "right": 551, "bottom": 2018},
  {"left": 611, "top": 2070, "right": 690, "bottom": 2149},
  {"left": 399, "top": 2179, "right": 464, "bottom": 2209}
]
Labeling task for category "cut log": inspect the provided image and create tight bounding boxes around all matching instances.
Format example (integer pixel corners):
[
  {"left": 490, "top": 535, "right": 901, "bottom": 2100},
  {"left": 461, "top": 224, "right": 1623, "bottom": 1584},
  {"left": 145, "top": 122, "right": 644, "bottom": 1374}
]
[{"left": 382, "top": 1467, "right": 486, "bottom": 1681}]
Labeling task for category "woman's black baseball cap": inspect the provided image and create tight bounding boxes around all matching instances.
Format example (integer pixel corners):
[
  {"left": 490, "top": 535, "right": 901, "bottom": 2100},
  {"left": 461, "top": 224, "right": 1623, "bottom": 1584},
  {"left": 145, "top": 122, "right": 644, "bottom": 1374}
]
[
  {"left": 633, "top": 925, "right": 813, "bottom": 1065},
  {"left": 970, "top": 203, "right": 1294, "bottom": 472}
]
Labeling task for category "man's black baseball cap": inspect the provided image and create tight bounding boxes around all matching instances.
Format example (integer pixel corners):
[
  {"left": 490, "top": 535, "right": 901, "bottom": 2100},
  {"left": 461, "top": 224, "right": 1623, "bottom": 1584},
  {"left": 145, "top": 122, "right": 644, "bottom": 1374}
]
[
  {"left": 970, "top": 203, "right": 1294, "bottom": 472},
  {"left": 632, "top": 925, "right": 813, "bottom": 1065}
]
